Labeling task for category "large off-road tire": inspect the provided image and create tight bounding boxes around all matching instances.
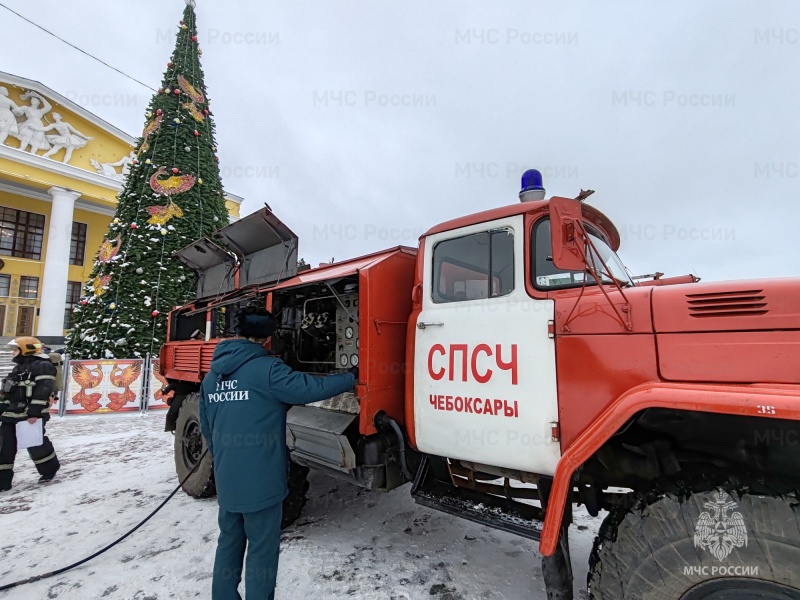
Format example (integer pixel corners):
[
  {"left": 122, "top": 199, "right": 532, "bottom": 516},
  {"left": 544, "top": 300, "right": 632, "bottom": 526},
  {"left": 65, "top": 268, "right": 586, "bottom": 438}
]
[
  {"left": 174, "top": 392, "right": 216, "bottom": 498},
  {"left": 281, "top": 462, "right": 310, "bottom": 529},
  {"left": 588, "top": 477, "right": 800, "bottom": 599}
]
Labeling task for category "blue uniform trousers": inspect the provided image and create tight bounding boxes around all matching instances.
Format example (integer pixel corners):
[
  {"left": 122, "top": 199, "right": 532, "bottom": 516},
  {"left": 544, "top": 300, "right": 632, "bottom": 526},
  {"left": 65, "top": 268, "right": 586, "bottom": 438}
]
[{"left": 212, "top": 502, "right": 282, "bottom": 600}]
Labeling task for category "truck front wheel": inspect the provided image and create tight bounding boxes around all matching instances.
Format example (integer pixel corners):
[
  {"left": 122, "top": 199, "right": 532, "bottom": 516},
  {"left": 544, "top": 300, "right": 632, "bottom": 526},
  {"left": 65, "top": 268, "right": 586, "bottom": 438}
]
[
  {"left": 174, "top": 392, "right": 216, "bottom": 498},
  {"left": 587, "top": 478, "right": 800, "bottom": 599}
]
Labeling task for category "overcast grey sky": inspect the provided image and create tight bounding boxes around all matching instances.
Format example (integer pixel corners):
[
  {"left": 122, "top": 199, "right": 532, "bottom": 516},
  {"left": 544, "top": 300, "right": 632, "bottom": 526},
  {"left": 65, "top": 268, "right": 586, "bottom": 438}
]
[{"left": 2, "top": 0, "right": 797, "bottom": 281}]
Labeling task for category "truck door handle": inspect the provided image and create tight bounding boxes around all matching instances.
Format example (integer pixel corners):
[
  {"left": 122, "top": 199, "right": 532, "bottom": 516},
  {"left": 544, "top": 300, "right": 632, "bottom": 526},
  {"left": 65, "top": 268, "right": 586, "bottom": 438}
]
[{"left": 417, "top": 321, "right": 444, "bottom": 329}]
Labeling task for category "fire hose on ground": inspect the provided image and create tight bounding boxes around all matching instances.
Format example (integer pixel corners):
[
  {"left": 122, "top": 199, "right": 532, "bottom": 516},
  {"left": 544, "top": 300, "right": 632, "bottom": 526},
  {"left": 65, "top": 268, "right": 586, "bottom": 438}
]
[{"left": 0, "top": 448, "right": 209, "bottom": 593}]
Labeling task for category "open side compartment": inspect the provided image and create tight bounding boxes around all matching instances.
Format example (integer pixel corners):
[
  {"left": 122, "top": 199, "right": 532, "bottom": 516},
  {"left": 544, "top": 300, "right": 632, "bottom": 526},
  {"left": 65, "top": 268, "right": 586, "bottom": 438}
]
[
  {"left": 268, "top": 247, "right": 417, "bottom": 491},
  {"left": 270, "top": 276, "right": 360, "bottom": 377}
]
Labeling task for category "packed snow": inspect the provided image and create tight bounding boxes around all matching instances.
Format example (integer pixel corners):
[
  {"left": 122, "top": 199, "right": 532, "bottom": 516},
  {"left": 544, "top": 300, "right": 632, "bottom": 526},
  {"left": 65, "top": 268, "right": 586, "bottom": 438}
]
[{"left": 0, "top": 413, "right": 599, "bottom": 599}]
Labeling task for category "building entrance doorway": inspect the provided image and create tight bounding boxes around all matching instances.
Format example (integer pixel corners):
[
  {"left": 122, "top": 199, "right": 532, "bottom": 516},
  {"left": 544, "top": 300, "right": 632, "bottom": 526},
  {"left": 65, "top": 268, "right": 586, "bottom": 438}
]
[{"left": 16, "top": 306, "right": 34, "bottom": 336}]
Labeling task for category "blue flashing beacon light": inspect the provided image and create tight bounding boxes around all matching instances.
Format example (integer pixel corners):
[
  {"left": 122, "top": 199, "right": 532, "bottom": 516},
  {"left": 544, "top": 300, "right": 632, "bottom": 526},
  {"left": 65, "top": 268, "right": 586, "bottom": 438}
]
[{"left": 519, "top": 169, "right": 546, "bottom": 202}]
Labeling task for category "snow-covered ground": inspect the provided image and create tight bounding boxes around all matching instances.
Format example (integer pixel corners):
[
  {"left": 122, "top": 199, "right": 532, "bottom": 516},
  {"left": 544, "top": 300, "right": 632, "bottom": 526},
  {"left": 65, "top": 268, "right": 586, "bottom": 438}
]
[{"left": 0, "top": 413, "right": 599, "bottom": 599}]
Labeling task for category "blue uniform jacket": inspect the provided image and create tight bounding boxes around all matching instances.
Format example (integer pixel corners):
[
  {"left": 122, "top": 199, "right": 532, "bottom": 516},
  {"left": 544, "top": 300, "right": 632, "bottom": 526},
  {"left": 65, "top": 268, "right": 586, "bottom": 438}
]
[{"left": 199, "top": 339, "right": 355, "bottom": 513}]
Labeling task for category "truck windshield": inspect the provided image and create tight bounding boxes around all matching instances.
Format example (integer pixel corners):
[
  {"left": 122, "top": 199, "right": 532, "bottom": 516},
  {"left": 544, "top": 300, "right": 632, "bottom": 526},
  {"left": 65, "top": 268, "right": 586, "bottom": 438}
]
[{"left": 532, "top": 219, "right": 633, "bottom": 289}]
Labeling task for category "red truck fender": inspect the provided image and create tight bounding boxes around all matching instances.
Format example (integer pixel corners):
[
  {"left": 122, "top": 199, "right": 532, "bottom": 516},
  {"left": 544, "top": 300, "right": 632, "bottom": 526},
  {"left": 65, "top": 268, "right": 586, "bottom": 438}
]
[{"left": 539, "top": 381, "right": 800, "bottom": 556}]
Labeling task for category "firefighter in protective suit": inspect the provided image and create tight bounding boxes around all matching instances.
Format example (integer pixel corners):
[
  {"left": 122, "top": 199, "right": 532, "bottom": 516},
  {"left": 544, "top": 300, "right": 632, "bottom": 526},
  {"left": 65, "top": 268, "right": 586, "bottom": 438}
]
[
  {"left": 0, "top": 337, "right": 60, "bottom": 491},
  {"left": 200, "top": 308, "right": 356, "bottom": 599}
]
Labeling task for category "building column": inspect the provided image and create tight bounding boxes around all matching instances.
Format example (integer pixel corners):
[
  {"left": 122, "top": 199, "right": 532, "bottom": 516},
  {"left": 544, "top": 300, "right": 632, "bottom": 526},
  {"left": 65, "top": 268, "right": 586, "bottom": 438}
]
[{"left": 36, "top": 186, "right": 81, "bottom": 342}]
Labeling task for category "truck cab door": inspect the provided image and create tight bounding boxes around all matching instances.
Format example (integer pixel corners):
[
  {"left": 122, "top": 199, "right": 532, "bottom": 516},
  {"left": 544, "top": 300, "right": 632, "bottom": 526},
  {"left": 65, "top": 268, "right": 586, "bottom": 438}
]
[{"left": 412, "top": 215, "right": 561, "bottom": 476}]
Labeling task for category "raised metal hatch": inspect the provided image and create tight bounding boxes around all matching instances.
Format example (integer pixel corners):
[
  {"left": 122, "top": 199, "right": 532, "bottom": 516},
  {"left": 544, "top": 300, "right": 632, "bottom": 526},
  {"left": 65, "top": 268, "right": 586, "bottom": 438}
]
[{"left": 173, "top": 206, "right": 299, "bottom": 299}]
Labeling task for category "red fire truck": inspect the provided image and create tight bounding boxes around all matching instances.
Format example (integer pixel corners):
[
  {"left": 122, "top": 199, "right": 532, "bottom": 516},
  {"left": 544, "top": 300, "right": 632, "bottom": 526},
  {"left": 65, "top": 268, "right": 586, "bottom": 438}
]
[{"left": 159, "top": 170, "right": 800, "bottom": 599}]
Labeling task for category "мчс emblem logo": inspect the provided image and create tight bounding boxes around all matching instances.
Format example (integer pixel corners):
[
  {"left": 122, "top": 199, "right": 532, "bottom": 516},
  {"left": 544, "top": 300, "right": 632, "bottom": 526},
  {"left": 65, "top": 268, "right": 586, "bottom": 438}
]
[{"left": 693, "top": 490, "right": 748, "bottom": 561}]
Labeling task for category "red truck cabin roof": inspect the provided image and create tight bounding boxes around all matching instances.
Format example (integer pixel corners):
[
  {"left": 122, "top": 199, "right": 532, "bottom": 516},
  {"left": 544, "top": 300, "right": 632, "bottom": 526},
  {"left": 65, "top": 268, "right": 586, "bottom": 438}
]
[
  {"left": 423, "top": 201, "right": 549, "bottom": 237},
  {"left": 422, "top": 199, "right": 620, "bottom": 251}
]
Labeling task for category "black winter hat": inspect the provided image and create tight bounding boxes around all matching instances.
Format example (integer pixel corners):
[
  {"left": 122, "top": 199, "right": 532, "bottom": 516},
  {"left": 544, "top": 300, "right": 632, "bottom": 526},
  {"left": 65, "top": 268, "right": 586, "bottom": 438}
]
[{"left": 233, "top": 307, "right": 277, "bottom": 339}]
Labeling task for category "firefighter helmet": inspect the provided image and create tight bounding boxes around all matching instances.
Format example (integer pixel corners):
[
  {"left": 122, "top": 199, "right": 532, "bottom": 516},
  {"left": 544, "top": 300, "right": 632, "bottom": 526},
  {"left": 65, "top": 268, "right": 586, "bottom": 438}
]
[{"left": 8, "top": 336, "right": 44, "bottom": 356}]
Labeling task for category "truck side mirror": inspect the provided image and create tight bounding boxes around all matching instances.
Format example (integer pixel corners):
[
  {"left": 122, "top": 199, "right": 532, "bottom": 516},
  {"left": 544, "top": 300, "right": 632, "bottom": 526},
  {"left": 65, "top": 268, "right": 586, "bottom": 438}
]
[{"left": 548, "top": 196, "right": 586, "bottom": 272}]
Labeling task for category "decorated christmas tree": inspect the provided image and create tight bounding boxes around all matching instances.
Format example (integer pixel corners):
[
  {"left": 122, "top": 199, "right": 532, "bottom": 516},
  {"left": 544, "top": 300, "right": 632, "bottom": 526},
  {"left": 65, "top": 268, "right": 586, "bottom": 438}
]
[{"left": 66, "top": 0, "right": 230, "bottom": 360}]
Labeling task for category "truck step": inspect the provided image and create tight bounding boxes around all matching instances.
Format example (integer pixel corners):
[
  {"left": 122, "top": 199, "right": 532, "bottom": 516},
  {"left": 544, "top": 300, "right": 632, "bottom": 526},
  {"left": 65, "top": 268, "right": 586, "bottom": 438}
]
[{"left": 412, "top": 477, "right": 544, "bottom": 541}]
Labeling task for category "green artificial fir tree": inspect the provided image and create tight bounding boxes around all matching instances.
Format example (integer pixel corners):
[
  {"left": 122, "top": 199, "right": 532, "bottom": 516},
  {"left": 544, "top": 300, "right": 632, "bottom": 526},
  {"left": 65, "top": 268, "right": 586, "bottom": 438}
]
[{"left": 67, "top": 1, "right": 229, "bottom": 360}]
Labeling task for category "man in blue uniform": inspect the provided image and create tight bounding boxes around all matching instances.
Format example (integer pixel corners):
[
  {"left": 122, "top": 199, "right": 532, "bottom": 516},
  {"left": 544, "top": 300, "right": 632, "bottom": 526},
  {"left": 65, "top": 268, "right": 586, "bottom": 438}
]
[{"left": 199, "top": 307, "right": 356, "bottom": 599}]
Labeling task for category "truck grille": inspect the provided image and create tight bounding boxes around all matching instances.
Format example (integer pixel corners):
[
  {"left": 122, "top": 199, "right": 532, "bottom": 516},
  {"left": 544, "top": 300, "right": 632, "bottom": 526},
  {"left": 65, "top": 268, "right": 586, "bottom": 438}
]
[
  {"left": 686, "top": 289, "right": 768, "bottom": 318},
  {"left": 169, "top": 343, "right": 217, "bottom": 376},
  {"left": 173, "top": 346, "right": 201, "bottom": 370}
]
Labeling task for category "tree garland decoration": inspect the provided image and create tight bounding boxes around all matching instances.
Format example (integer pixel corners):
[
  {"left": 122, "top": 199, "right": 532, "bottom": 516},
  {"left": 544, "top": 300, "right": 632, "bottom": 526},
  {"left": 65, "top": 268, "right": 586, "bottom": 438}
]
[
  {"left": 149, "top": 166, "right": 197, "bottom": 196},
  {"left": 96, "top": 236, "right": 122, "bottom": 264}
]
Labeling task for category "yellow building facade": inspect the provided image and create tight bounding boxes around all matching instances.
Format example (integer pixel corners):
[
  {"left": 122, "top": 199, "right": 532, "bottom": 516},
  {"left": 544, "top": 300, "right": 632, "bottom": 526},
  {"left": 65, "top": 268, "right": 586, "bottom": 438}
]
[{"left": 0, "top": 72, "right": 241, "bottom": 343}]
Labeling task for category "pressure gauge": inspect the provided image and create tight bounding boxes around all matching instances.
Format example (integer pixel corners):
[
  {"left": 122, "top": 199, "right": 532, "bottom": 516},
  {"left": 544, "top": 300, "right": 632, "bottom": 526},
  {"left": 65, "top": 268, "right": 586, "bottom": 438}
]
[
  {"left": 339, "top": 354, "right": 348, "bottom": 367},
  {"left": 350, "top": 354, "right": 359, "bottom": 366},
  {"left": 345, "top": 326, "right": 354, "bottom": 339}
]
